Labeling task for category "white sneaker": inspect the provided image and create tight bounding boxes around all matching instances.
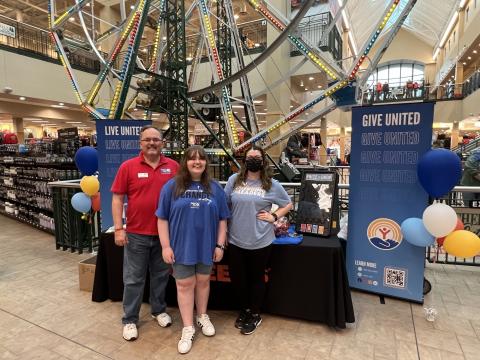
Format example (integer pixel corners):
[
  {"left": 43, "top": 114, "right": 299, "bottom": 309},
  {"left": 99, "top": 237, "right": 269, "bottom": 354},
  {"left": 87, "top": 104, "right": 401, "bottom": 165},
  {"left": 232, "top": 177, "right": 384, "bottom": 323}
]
[
  {"left": 196, "top": 314, "right": 215, "bottom": 336},
  {"left": 178, "top": 326, "right": 195, "bottom": 354},
  {"left": 152, "top": 312, "right": 172, "bottom": 327},
  {"left": 122, "top": 323, "right": 138, "bottom": 341}
]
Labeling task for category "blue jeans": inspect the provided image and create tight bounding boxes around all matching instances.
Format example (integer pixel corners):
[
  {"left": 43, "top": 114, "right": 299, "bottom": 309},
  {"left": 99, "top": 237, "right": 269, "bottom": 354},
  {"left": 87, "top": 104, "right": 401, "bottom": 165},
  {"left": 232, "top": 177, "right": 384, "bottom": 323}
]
[{"left": 122, "top": 233, "right": 171, "bottom": 324}]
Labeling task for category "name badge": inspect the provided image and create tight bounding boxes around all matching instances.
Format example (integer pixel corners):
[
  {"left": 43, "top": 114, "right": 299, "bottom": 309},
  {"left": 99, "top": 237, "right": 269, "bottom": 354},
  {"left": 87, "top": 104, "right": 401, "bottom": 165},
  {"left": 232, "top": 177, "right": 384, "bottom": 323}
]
[
  {"left": 161, "top": 168, "right": 172, "bottom": 174},
  {"left": 138, "top": 172, "right": 148, "bottom": 178}
]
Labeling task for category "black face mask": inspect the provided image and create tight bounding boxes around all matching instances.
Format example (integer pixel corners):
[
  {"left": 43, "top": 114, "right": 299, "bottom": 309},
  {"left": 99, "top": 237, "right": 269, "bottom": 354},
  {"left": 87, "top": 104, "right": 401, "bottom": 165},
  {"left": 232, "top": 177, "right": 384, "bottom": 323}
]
[{"left": 245, "top": 157, "right": 263, "bottom": 172}]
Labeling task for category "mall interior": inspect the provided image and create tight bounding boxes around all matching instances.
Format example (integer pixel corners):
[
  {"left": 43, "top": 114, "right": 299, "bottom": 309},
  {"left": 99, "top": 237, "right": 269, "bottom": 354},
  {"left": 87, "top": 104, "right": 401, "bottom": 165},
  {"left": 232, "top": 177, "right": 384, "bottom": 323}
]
[{"left": 1, "top": 0, "right": 480, "bottom": 359}]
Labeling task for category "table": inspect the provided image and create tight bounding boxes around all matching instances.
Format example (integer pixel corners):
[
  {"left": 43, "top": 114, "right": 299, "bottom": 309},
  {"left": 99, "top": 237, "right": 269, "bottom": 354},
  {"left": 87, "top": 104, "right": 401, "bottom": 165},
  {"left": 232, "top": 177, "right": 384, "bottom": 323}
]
[{"left": 92, "top": 233, "right": 355, "bottom": 328}]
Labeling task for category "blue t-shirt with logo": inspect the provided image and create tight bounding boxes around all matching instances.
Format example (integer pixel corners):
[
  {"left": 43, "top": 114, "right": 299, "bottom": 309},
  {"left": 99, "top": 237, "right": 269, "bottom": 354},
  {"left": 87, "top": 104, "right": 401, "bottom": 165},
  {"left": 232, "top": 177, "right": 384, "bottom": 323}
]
[{"left": 156, "top": 179, "right": 230, "bottom": 265}]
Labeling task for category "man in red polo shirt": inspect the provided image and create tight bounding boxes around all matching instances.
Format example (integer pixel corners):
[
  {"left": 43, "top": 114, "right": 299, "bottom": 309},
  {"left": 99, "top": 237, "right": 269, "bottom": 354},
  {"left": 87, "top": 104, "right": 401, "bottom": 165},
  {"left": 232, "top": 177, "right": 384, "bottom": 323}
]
[{"left": 111, "top": 125, "right": 179, "bottom": 341}]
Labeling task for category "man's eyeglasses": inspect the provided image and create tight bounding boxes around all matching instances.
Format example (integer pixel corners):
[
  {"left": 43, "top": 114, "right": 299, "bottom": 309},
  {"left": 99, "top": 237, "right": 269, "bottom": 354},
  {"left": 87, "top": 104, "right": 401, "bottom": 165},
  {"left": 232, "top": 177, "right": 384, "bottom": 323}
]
[{"left": 141, "top": 138, "right": 162, "bottom": 143}]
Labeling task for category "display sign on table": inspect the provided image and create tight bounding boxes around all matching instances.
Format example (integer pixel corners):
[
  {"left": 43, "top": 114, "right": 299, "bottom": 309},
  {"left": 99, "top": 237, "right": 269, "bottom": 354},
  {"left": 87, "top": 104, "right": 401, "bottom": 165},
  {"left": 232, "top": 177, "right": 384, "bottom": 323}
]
[
  {"left": 96, "top": 120, "right": 151, "bottom": 231},
  {"left": 295, "top": 171, "right": 339, "bottom": 237},
  {"left": 347, "top": 102, "right": 434, "bottom": 302}
]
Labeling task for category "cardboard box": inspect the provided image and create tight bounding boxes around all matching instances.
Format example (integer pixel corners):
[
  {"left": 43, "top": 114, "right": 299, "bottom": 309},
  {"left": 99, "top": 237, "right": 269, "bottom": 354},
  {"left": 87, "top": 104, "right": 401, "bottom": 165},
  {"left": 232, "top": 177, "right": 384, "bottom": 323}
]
[{"left": 78, "top": 256, "right": 97, "bottom": 292}]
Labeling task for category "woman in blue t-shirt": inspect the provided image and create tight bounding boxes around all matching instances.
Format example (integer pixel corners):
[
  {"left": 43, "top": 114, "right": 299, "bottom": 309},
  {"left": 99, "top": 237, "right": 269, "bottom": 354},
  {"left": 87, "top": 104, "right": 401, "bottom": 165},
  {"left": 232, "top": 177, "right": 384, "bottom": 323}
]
[
  {"left": 156, "top": 146, "right": 229, "bottom": 354},
  {"left": 224, "top": 145, "right": 293, "bottom": 335}
]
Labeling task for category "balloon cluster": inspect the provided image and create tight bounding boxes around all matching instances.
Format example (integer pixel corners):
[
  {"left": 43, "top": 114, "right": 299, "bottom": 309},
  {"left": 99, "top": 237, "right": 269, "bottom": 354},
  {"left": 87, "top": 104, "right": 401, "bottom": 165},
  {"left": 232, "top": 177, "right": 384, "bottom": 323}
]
[
  {"left": 71, "top": 147, "right": 101, "bottom": 216},
  {"left": 401, "top": 149, "right": 480, "bottom": 258}
]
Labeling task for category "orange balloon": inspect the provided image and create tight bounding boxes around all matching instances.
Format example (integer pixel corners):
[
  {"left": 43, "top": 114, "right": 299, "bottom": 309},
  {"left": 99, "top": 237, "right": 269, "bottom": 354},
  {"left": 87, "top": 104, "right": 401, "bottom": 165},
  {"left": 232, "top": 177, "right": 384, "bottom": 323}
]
[
  {"left": 437, "top": 218, "right": 464, "bottom": 246},
  {"left": 443, "top": 230, "right": 480, "bottom": 258},
  {"left": 91, "top": 192, "right": 101, "bottom": 212}
]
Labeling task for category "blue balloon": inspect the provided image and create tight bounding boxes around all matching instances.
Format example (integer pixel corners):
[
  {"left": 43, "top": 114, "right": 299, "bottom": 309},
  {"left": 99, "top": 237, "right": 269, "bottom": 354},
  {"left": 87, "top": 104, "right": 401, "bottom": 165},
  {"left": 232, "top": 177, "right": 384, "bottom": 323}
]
[
  {"left": 71, "top": 192, "right": 92, "bottom": 213},
  {"left": 401, "top": 217, "right": 435, "bottom": 247},
  {"left": 75, "top": 146, "right": 98, "bottom": 176},
  {"left": 417, "top": 149, "right": 461, "bottom": 198}
]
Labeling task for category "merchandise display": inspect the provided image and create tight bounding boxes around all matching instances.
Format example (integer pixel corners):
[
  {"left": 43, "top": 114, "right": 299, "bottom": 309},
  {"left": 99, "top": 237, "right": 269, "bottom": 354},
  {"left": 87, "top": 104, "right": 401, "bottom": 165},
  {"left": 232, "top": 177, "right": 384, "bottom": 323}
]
[{"left": 0, "top": 143, "right": 80, "bottom": 234}]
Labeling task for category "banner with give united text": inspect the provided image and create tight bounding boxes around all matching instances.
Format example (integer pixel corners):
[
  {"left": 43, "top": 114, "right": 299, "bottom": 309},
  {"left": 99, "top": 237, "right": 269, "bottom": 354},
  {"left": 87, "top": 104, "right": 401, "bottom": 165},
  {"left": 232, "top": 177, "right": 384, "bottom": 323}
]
[{"left": 346, "top": 102, "right": 434, "bottom": 302}]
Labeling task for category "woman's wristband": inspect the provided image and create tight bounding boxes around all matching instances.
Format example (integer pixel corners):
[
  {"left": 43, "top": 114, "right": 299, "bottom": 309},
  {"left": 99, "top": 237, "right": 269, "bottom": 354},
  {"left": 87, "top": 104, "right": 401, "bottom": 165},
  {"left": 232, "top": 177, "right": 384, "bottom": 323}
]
[
  {"left": 216, "top": 244, "right": 225, "bottom": 251},
  {"left": 271, "top": 213, "right": 278, "bottom": 222}
]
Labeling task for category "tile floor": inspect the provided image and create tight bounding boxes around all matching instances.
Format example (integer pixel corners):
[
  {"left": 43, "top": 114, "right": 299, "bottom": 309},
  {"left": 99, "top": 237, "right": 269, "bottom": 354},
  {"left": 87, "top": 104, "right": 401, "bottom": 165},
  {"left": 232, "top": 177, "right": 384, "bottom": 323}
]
[{"left": 1, "top": 215, "right": 480, "bottom": 359}]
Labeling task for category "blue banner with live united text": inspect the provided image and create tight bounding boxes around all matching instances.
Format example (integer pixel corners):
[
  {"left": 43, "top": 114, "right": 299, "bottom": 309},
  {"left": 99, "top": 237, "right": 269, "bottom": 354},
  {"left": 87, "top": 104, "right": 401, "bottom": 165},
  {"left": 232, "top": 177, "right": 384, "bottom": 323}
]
[
  {"left": 96, "top": 120, "right": 151, "bottom": 231},
  {"left": 346, "top": 102, "right": 434, "bottom": 302}
]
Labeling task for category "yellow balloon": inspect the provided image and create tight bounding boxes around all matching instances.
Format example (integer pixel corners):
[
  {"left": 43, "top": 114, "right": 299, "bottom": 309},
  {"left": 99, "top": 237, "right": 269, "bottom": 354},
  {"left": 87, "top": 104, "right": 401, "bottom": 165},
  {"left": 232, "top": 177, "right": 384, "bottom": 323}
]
[
  {"left": 443, "top": 230, "right": 480, "bottom": 258},
  {"left": 80, "top": 176, "right": 100, "bottom": 196}
]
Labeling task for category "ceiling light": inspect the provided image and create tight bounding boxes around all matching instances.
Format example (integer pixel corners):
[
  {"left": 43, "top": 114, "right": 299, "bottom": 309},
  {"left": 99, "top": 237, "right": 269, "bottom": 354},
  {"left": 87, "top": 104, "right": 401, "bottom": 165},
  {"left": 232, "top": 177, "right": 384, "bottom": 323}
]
[
  {"left": 254, "top": 43, "right": 260, "bottom": 47},
  {"left": 232, "top": 105, "right": 244, "bottom": 108},
  {"left": 317, "top": 85, "right": 322, "bottom": 89},
  {"left": 19, "top": 96, "right": 26, "bottom": 100},
  {"left": 300, "top": 80, "right": 304, "bottom": 87},
  {"left": 309, "top": 77, "right": 314, "bottom": 81},
  {"left": 234, "top": 14, "right": 239, "bottom": 20},
  {"left": 66, "top": 121, "right": 83, "bottom": 124},
  {"left": 474, "top": 50, "right": 478, "bottom": 54},
  {"left": 463, "top": 62, "right": 467, "bottom": 65},
  {"left": 68, "top": 17, "right": 75, "bottom": 22},
  {"left": 141, "top": 48, "right": 148, "bottom": 53},
  {"left": 256, "top": 112, "right": 267, "bottom": 115},
  {"left": 31, "top": 120, "right": 50, "bottom": 123},
  {"left": 234, "top": 111, "right": 238, "bottom": 114},
  {"left": 304, "top": 88, "right": 308, "bottom": 91},
  {"left": 253, "top": 100, "right": 263, "bottom": 104},
  {"left": 162, "top": 36, "right": 167, "bottom": 40},
  {"left": 130, "top": 5, "right": 135, "bottom": 9},
  {"left": 186, "top": 57, "right": 193, "bottom": 61},
  {"left": 86, "top": 3, "right": 90, "bottom": 6},
  {"left": 468, "top": 56, "right": 472, "bottom": 60},
  {"left": 59, "top": 102, "right": 64, "bottom": 106}
]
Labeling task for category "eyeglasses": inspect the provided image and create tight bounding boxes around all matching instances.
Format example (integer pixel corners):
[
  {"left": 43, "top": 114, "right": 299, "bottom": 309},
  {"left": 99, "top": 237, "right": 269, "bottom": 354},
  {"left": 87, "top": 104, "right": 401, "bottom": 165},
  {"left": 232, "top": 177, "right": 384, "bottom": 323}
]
[{"left": 141, "top": 138, "right": 162, "bottom": 143}]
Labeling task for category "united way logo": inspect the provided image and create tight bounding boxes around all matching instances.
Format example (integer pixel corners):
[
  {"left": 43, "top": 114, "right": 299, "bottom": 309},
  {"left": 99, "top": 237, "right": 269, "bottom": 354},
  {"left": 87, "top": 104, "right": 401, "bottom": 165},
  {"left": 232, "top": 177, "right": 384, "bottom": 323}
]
[{"left": 367, "top": 218, "right": 403, "bottom": 250}]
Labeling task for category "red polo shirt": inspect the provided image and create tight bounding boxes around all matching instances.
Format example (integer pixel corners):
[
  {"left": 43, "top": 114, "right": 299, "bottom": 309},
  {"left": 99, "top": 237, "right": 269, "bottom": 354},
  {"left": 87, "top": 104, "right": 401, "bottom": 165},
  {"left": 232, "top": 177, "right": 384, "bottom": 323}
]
[{"left": 111, "top": 152, "right": 179, "bottom": 235}]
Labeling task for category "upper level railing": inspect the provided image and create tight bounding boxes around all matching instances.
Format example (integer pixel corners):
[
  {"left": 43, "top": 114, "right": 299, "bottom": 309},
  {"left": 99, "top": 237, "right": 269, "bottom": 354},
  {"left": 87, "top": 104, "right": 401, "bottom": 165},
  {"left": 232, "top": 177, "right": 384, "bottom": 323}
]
[
  {"left": 462, "top": 69, "right": 480, "bottom": 99},
  {"left": 361, "top": 79, "right": 433, "bottom": 105},
  {"left": 0, "top": 15, "right": 103, "bottom": 74}
]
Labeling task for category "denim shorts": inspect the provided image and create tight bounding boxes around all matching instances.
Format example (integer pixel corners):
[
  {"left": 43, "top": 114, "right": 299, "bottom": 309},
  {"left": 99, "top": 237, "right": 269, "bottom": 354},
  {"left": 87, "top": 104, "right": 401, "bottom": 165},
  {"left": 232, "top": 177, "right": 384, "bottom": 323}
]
[{"left": 172, "top": 263, "right": 212, "bottom": 280}]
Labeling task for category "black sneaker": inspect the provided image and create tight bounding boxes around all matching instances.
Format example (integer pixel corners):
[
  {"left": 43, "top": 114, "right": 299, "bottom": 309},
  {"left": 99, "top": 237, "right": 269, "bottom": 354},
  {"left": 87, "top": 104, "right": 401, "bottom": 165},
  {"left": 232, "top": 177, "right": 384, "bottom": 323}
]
[
  {"left": 234, "top": 309, "right": 250, "bottom": 329},
  {"left": 240, "top": 313, "right": 262, "bottom": 335}
]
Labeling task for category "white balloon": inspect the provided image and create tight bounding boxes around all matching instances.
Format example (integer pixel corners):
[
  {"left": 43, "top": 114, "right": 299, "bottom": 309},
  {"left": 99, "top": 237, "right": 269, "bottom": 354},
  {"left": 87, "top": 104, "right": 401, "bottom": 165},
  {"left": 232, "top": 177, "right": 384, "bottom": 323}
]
[{"left": 422, "top": 202, "right": 457, "bottom": 238}]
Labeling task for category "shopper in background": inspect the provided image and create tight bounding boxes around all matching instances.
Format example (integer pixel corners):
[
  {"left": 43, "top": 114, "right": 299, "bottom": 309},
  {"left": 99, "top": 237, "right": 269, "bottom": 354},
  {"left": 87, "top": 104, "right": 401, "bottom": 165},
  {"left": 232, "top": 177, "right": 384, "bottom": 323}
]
[
  {"left": 224, "top": 145, "right": 293, "bottom": 335},
  {"left": 460, "top": 148, "right": 480, "bottom": 207},
  {"left": 156, "top": 145, "right": 229, "bottom": 354},
  {"left": 284, "top": 132, "right": 307, "bottom": 163},
  {"left": 111, "top": 125, "right": 179, "bottom": 341}
]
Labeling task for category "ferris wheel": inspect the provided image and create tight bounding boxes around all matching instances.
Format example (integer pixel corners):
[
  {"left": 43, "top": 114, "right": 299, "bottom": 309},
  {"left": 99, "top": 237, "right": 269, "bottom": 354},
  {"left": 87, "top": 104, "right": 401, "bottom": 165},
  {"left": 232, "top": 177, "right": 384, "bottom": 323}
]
[{"left": 47, "top": 0, "right": 417, "bottom": 156}]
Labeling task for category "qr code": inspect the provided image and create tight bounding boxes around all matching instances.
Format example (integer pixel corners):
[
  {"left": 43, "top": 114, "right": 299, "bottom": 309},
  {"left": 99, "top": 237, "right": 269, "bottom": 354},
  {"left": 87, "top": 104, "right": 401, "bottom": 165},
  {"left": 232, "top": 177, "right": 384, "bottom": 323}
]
[{"left": 384, "top": 267, "right": 407, "bottom": 289}]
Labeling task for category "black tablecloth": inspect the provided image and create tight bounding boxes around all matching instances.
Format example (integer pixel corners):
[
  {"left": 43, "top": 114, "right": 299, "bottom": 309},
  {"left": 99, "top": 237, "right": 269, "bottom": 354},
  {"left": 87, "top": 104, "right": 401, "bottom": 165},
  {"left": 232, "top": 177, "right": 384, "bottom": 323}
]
[{"left": 92, "top": 233, "right": 355, "bottom": 328}]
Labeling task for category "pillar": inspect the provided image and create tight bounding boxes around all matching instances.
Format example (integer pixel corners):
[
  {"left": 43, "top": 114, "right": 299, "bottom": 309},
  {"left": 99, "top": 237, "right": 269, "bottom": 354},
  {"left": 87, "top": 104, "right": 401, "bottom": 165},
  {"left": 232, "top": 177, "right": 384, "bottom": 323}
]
[
  {"left": 15, "top": 10, "right": 24, "bottom": 23},
  {"left": 319, "top": 117, "right": 327, "bottom": 165},
  {"left": 265, "top": 0, "right": 291, "bottom": 161},
  {"left": 451, "top": 121, "right": 460, "bottom": 149},
  {"left": 342, "top": 29, "right": 351, "bottom": 70},
  {"left": 339, "top": 126, "right": 346, "bottom": 161},
  {"left": 13, "top": 117, "right": 24, "bottom": 144},
  {"left": 454, "top": 62, "right": 463, "bottom": 97}
]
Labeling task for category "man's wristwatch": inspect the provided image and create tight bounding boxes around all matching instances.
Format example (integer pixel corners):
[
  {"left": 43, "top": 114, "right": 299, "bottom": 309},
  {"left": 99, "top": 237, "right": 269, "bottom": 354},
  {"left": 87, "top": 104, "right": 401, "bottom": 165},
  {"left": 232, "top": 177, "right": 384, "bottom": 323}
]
[
  {"left": 216, "top": 244, "right": 225, "bottom": 251},
  {"left": 271, "top": 213, "right": 278, "bottom": 222}
]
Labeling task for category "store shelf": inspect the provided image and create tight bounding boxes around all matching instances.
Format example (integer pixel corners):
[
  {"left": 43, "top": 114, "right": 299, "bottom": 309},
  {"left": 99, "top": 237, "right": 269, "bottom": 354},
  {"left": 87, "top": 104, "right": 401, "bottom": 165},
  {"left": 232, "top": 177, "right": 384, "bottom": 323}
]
[
  {"left": 0, "top": 211, "right": 55, "bottom": 235},
  {"left": 1, "top": 184, "right": 52, "bottom": 198},
  {"left": 0, "top": 195, "right": 53, "bottom": 213}
]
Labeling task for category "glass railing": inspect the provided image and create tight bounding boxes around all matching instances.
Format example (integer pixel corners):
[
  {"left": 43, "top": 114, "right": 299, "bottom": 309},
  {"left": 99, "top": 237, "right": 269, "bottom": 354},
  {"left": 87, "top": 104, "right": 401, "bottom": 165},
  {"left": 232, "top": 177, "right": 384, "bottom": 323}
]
[
  {"left": 462, "top": 70, "right": 480, "bottom": 98},
  {"left": 0, "top": 15, "right": 102, "bottom": 74},
  {"left": 361, "top": 80, "right": 432, "bottom": 104}
]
